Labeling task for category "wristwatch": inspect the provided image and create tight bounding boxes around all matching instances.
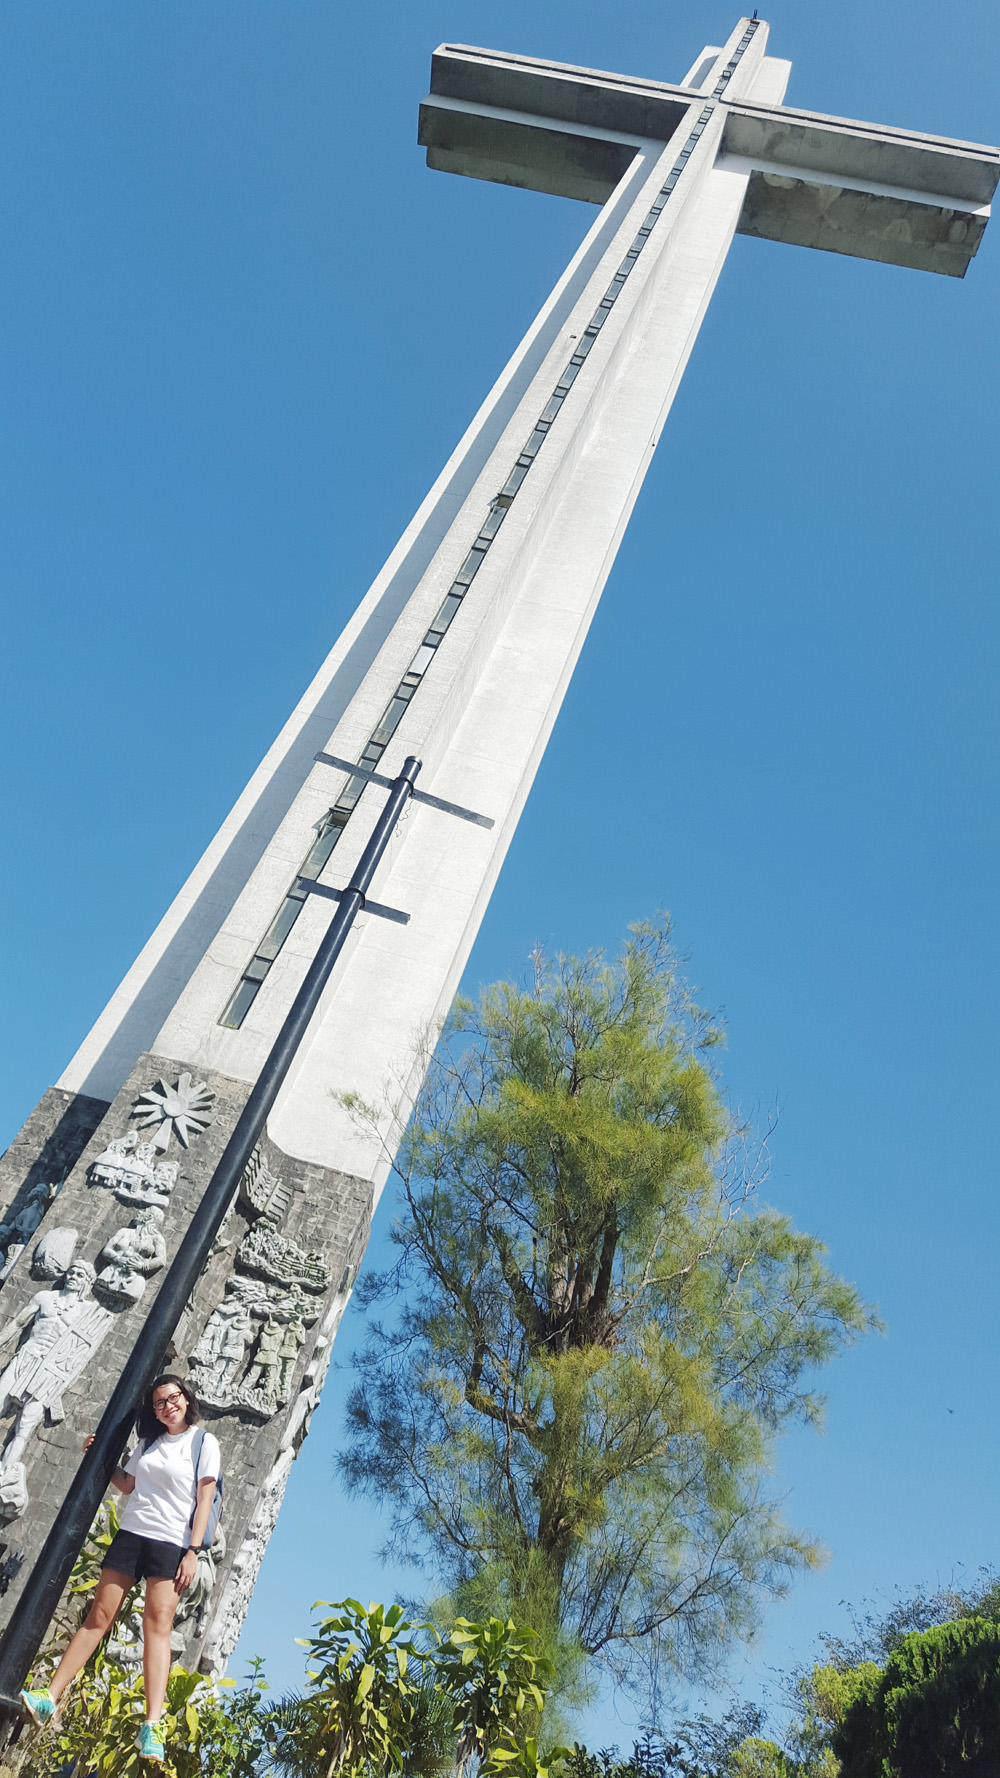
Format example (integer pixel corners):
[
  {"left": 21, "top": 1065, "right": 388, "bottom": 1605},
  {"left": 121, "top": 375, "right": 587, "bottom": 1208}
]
[{"left": 186, "top": 1544, "right": 203, "bottom": 1554}]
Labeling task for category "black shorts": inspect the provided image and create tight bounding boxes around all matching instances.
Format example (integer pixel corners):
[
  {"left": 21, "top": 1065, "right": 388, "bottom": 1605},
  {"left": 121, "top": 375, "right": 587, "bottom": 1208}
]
[{"left": 102, "top": 1529, "right": 186, "bottom": 1582}]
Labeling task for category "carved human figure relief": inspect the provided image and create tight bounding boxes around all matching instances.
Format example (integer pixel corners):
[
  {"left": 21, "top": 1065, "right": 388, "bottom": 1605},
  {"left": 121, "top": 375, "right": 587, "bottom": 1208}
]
[
  {"left": 95, "top": 1208, "right": 167, "bottom": 1305},
  {"left": 0, "top": 1182, "right": 61, "bottom": 1285},
  {"left": 236, "top": 1219, "right": 331, "bottom": 1296},
  {"left": 172, "top": 1527, "right": 227, "bottom": 1650},
  {"left": 90, "top": 1132, "right": 179, "bottom": 1211},
  {"left": 0, "top": 1262, "right": 120, "bottom": 1518},
  {"left": 188, "top": 1276, "right": 269, "bottom": 1409}
]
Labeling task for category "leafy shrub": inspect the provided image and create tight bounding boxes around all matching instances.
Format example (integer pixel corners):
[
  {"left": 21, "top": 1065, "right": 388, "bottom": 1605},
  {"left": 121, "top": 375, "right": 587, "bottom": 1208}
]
[{"left": 834, "top": 1617, "right": 1000, "bottom": 1777}]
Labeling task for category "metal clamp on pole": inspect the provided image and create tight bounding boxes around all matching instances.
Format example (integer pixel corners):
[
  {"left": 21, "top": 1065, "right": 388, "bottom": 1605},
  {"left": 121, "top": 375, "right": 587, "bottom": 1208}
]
[
  {"left": 297, "top": 878, "right": 410, "bottom": 926},
  {"left": 314, "top": 751, "right": 494, "bottom": 828},
  {"left": 0, "top": 758, "right": 424, "bottom": 1724}
]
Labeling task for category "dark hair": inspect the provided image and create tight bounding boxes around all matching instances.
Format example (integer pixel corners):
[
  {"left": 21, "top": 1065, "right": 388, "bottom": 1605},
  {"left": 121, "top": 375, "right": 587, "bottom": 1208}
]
[{"left": 136, "top": 1373, "right": 201, "bottom": 1445}]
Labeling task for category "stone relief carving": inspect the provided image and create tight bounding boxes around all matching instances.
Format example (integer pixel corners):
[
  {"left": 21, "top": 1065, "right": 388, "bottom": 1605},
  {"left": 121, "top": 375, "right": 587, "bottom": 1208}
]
[
  {"left": 202, "top": 1447, "right": 294, "bottom": 1675},
  {"left": 280, "top": 1269, "right": 354, "bottom": 1458},
  {"left": 187, "top": 1149, "right": 331, "bottom": 1422},
  {"left": 31, "top": 1227, "right": 79, "bottom": 1281},
  {"left": 233, "top": 1285, "right": 318, "bottom": 1422},
  {"left": 236, "top": 1221, "right": 331, "bottom": 1297},
  {"left": 238, "top": 1149, "right": 291, "bottom": 1223},
  {"left": 0, "top": 1182, "right": 61, "bottom": 1284},
  {"left": 132, "top": 1074, "right": 215, "bottom": 1152},
  {"left": 90, "top": 1073, "right": 214, "bottom": 1205},
  {"left": 95, "top": 1209, "right": 167, "bottom": 1306},
  {"left": 200, "top": 1271, "right": 358, "bottom": 1670},
  {"left": 173, "top": 1528, "right": 227, "bottom": 1649},
  {"left": 189, "top": 1277, "right": 270, "bottom": 1409},
  {"left": 0, "top": 1262, "right": 124, "bottom": 1521},
  {"left": 90, "top": 1133, "right": 179, "bottom": 1209}
]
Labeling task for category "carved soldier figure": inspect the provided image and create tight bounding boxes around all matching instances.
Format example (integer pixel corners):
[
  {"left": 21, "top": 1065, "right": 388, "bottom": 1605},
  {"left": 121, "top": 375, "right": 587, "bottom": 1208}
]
[
  {"left": 0, "top": 1262, "right": 112, "bottom": 1477},
  {"left": 274, "top": 1286, "right": 318, "bottom": 1403},
  {"left": 189, "top": 1276, "right": 268, "bottom": 1407},
  {"left": 238, "top": 1297, "right": 290, "bottom": 1410}
]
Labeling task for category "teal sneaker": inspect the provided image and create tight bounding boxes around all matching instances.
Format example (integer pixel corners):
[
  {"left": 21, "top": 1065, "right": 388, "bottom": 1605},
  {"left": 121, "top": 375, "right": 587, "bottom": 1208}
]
[
  {"left": 136, "top": 1720, "right": 166, "bottom": 1762},
  {"left": 19, "top": 1686, "right": 57, "bottom": 1726}
]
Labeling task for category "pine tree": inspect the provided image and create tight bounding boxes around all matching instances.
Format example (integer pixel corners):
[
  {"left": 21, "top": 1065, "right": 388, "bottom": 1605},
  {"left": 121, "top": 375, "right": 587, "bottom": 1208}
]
[{"left": 341, "top": 920, "right": 874, "bottom": 1704}]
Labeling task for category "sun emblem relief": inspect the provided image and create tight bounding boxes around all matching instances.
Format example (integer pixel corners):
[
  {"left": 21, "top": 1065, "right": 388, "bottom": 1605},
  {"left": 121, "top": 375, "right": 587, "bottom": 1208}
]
[{"left": 131, "top": 1073, "right": 216, "bottom": 1152}]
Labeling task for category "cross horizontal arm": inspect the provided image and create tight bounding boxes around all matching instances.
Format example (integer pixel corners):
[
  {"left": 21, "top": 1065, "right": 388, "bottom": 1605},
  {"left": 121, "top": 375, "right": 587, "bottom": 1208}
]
[
  {"left": 427, "top": 43, "right": 696, "bottom": 142},
  {"left": 419, "top": 45, "right": 694, "bottom": 204},
  {"left": 419, "top": 34, "right": 1000, "bottom": 276},
  {"left": 725, "top": 98, "right": 999, "bottom": 276}
]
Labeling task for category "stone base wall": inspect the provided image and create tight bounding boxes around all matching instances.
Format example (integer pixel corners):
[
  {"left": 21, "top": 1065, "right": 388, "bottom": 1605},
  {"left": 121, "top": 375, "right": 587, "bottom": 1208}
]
[{"left": 0, "top": 1057, "right": 373, "bottom": 1671}]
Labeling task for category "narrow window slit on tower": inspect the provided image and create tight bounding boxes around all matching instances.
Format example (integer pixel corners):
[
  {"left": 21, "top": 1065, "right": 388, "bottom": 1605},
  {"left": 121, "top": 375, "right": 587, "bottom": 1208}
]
[{"left": 218, "top": 65, "right": 738, "bottom": 1031}]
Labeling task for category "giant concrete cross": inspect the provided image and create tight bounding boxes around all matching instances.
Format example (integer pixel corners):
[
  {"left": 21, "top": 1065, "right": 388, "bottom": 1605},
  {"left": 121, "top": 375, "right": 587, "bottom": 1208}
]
[{"left": 0, "top": 16, "right": 995, "bottom": 1672}]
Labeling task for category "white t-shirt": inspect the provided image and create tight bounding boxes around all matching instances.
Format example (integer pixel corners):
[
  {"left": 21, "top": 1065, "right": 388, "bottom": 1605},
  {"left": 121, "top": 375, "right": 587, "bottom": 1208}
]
[{"left": 120, "top": 1425, "right": 221, "bottom": 1546}]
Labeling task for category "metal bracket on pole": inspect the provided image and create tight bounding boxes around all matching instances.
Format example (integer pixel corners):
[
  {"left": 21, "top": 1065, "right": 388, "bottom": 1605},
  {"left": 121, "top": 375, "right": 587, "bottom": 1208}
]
[
  {"left": 314, "top": 751, "right": 495, "bottom": 828},
  {"left": 0, "top": 755, "right": 425, "bottom": 1724},
  {"left": 0, "top": 742, "right": 498, "bottom": 1723},
  {"left": 297, "top": 877, "right": 409, "bottom": 925}
]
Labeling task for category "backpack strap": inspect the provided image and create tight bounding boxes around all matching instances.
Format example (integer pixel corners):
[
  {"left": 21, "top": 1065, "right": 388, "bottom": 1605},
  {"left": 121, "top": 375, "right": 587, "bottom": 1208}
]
[{"left": 191, "top": 1426, "right": 206, "bottom": 1481}]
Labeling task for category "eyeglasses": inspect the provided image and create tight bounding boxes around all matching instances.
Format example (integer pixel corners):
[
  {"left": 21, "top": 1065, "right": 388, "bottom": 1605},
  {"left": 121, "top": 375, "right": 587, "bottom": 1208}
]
[{"left": 153, "top": 1392, "right": 186, "bottom": 1411}]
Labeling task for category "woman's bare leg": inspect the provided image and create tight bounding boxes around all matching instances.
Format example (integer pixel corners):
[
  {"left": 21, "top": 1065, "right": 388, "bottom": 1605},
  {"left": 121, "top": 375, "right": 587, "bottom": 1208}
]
[
  {"left": 48, "top": 1569, "right": 132, "bottom": 1700},
  {"left": 141, "top": 1578, "right": 180, "bottom": 1723}
]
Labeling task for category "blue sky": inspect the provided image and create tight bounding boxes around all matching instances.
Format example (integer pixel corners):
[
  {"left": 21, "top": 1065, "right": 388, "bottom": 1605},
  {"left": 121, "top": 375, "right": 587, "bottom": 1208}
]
[{"left": 1, "top": 0, "right": 998, "bottom": 1743}]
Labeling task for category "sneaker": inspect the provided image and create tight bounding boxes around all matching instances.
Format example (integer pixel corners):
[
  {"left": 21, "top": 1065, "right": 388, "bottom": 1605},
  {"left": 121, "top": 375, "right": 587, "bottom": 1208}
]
[
  {"left": 19, "top": 1687, "right": 56, "bottom": 1726},
  {"left": 136, "top": 1721, "right": 166, "bottom": 1762}
]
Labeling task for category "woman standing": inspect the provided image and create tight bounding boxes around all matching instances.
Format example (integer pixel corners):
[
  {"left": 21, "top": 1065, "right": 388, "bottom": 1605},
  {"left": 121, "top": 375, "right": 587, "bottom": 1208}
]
[{"left": 20, "top": 1373, "right": 221, "bottom": 1764}]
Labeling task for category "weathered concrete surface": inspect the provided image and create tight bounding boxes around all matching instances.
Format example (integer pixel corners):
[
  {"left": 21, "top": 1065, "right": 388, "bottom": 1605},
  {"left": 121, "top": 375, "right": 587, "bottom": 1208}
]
[
  {"left": 723, "top": 101, "right": 999, "bottom": 204},
  {"left": 420, "top": 98, "right": 644, "bottom": 206},
  {"left": 734, "top": 166, "right": 987, "bottom": 276},
  {"left": 419, "top": 38, "right": 999, "bottom": 277},
  {"left": 425, "top": 43, "right": 694, "bottom": 140}
]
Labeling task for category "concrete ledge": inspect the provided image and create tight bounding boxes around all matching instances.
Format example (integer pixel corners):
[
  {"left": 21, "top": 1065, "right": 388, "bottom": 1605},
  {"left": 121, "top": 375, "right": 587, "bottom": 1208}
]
[
  {"left": 419, "top": 97, "right": 642, "bottom": 204},
  {"left": 428, "top": 44, "right": 692, "bottom": 143},
  {"left": 736, "top": 167, "right": 988, "bottom": 276},
  {"left": 723, "top": 102, "right": 1000, "bottom": 204}
]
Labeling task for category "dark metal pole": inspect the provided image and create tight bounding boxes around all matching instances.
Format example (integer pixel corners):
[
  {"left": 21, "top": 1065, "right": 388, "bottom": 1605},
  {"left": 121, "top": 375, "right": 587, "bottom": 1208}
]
[{"left": 0, "top": 756, "right": 421, "bottom": 1712}]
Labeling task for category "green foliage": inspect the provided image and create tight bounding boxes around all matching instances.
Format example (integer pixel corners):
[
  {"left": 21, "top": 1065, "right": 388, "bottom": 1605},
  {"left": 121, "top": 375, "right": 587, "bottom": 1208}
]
[
  {"left": 726, "top": 1741, "right": 793, "bottom": 1778},
  {"left": 803, "top": 1571, "right": 1000, "bottom": 1678},
  {"left": 834, "top": 1617, "right": 1000, "bottom": 1777},
  {"left": 8, "top": 1586, "right": 558, "bottom": 1778},
  {"left": 342, "top": 920, "right": 874, "bottom": 1701},
  {"left": 285, "top": 1598, "right": 422, "bottom": 1778},
  {"left": 564, "top": 1716, "right": 786, "bottom": 1778},
  {"left": 200, "top": 1658, "right": 276, "bottom": 1777},
  {"left": 10, "top": 1652, "right": 243, "bottom": 1778},
  {"left": 566, "top": 1577, "right": 1000, "bottom": 1778},
  {"left": 270, "top": 1601, "right": 558, "bottom": 1778},
  {"left": 434, "top": 1616, "right": 553, "bottom": 1769},
  {"left": 790, "top": 1660, "right": 881, "bottom": 1768}
]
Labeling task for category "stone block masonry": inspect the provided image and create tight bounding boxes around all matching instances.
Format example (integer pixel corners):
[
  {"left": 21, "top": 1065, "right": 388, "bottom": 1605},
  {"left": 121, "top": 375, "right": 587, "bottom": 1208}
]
[{"left": 0, "top": 1062, "right": 372, "bottom": 1669}]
